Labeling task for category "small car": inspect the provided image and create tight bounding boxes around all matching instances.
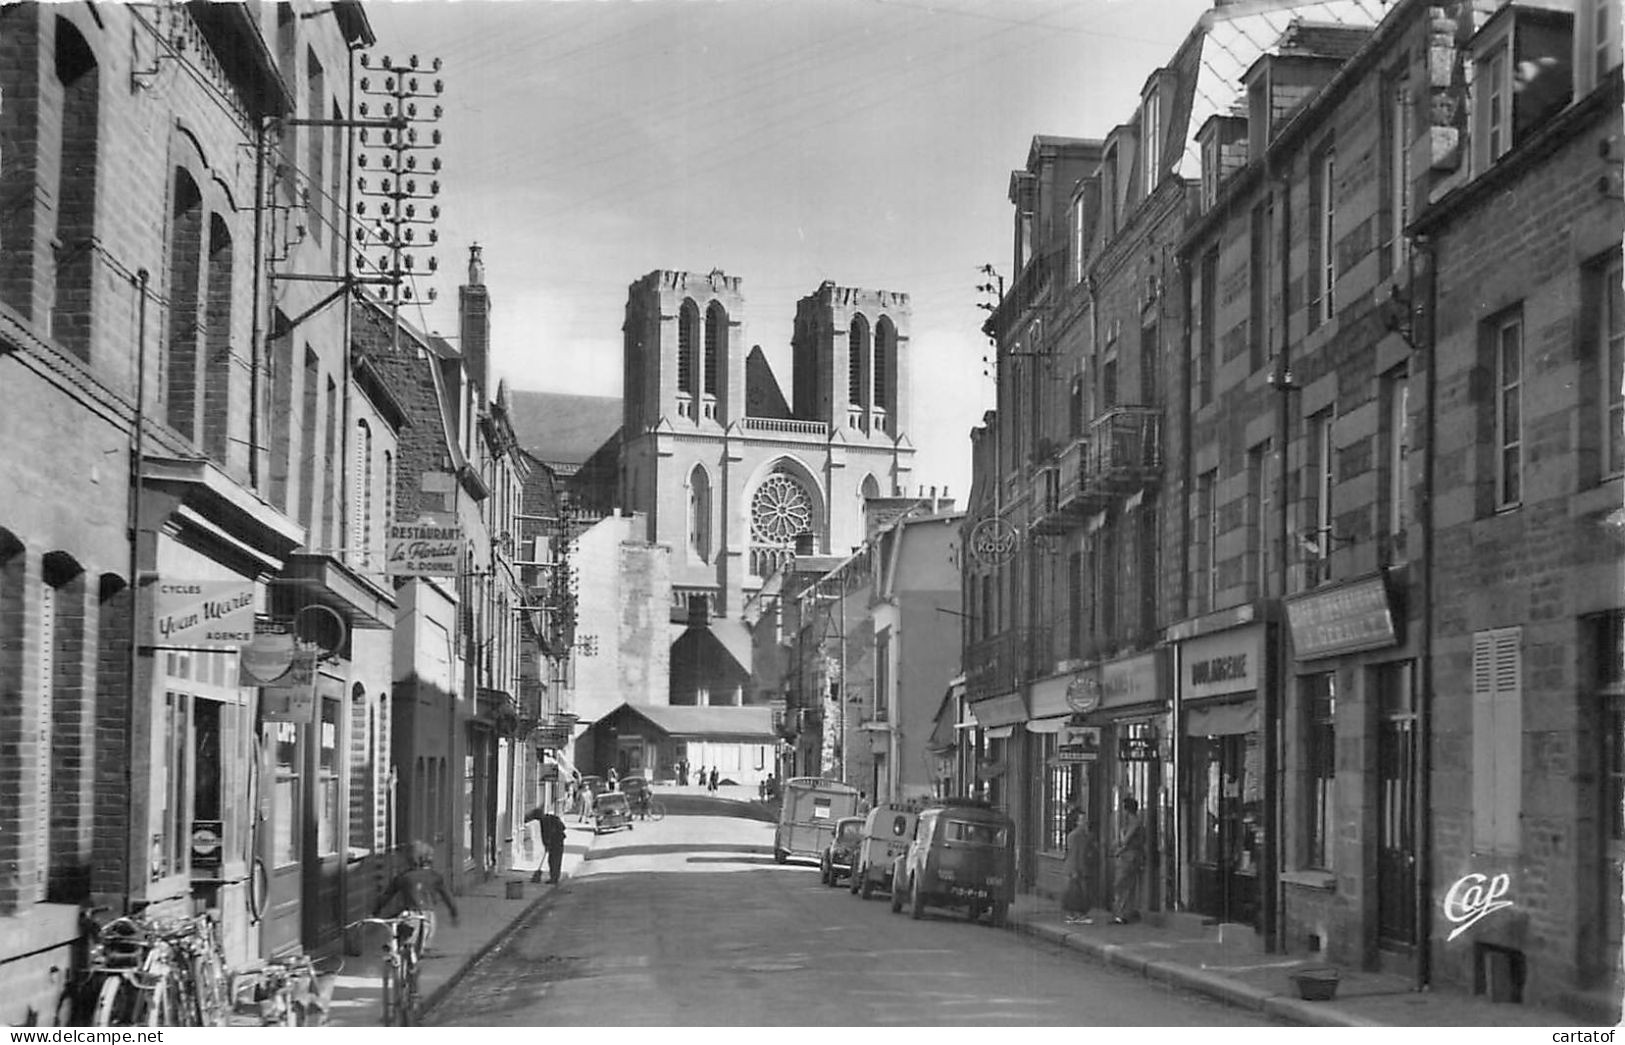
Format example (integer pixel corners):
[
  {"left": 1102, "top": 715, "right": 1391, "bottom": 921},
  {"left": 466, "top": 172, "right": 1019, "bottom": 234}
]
[
  {"left": 819, "top": 816, "right": 865, "bottom": 887},
  {"left": 888, "top": 800, "right": 1014, "bottom": 926},
  {"left": 592, "top": 791, "right": 633, "bottom": 834},
  {"left": 850, "top": 803, "right": 919, "bottom": 899}
]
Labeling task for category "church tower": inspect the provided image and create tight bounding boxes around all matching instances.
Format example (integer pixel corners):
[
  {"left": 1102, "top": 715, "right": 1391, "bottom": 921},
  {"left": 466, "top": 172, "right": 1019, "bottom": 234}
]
[{"left": 620, "top": 269, "right": 915, "bottom": 707}]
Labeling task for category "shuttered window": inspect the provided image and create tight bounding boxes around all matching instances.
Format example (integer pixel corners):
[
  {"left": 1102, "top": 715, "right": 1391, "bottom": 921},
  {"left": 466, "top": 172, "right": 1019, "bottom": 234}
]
[{"left": 1471, "top": 627, "right": 1522, "bottom": 852}]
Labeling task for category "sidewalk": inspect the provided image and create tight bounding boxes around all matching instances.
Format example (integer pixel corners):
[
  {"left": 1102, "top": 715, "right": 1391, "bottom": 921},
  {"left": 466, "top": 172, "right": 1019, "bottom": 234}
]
[
  {"left": 323, "top": 822, "right": 594, "bottom": 1027},
  {"left": 1005, "top": 893, "right": 1609, "bottom": 1028}
]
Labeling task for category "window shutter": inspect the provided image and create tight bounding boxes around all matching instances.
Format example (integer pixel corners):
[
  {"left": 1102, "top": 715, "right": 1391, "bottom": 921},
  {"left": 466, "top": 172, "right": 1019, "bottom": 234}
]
[{"left": 1471, "top": 626, "right": 1523, "bottom": 852}]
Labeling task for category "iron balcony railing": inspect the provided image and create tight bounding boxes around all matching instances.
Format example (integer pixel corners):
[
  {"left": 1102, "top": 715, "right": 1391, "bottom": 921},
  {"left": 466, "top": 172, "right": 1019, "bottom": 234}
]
[
  {"left": 1031, "top": 436, "right": 1090, "bottom": 535},
  {"left": 1080, "top": 406, "right": 1162, "bottom": 506},
  {"left": 964, "top": 626, "right": 1054, "bottom": 702}
]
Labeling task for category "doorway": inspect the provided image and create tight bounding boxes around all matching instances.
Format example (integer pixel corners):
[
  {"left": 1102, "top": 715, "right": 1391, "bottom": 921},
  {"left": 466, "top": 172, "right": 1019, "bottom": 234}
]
[
  {"left": 1376, "top": 661, "right": 1418, "bottom": 948},
  {"left": 1187, "top": 729, "right": 1260, "bottom": 925}
]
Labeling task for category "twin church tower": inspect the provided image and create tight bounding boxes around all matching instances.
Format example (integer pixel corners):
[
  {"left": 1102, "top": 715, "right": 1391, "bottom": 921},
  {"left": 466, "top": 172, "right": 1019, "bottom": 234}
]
[{"left": 618, "top": 269, "right": 917, "bottom": 702}]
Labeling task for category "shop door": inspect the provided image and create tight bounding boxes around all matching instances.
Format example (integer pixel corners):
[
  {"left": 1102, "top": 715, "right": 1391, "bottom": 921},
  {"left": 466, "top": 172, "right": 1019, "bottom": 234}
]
[
  {"left": 1604, "top": 700, "right": 1624, "bottom": 983},
  {"left": 260, "top": 720, "right": 303, "bottom": 957},
  {"left": 302, "top": 693, "right": 344, "bottom": 950},
  {"left": 1375, "top": 662, "right": 1418, "bottom": 947},
  {"left": 1188, "top": 731, "right": 1260, "bottom": 925}
]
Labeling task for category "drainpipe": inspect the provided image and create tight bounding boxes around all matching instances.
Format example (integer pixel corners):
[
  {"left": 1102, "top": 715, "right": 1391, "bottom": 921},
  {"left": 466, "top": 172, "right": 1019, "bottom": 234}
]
[
  {"left": 124, "top": 268, "right": 151, "bottom": 915},
  {"left": 1269, "top": 169, "right": 1294, "bottom": 954},
  {"left": 249, "top": 121, "right": 267, "bottom": 490},
  {"left": 1412, "top": 232, "right": 1436, "bottom": 992}
]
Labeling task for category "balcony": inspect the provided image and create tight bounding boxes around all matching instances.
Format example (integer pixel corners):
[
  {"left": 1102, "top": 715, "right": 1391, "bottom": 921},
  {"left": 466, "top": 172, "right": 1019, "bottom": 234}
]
[
  {"left": 1080, "top": 406, "right": 1162, "bottom": 506},
  {"left": 741, "top": 416, "right": 828, "bottom": 437},
  {"left": 1031, "top": 437, "right": 1090, "bottom": 535},
  {"left": 964, "top": 626, "right": 1054, "bottom": 702}
]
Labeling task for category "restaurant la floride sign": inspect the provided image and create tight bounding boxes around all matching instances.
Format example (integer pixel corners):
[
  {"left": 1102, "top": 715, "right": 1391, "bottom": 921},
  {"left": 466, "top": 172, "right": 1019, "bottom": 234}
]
[
  {"left": 386, "top": 520, "right": 464, "bottom": 577},
  {"left": 152, "top": 580, "right": 256, "bottom": 649}
]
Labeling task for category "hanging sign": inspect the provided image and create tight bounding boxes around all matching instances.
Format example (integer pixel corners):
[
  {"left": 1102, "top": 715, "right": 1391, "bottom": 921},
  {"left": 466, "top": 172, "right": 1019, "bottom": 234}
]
[
  {"left": 241, "top": 621, "right": 296, "bottom": 685},
  {"left": 260, "top": 655, "right": 318, "bottom": 722},
  {"left": 386, "top": 520, "right": 464, "bottom": 577},
  {"left": 152, "top": 580, "right": 256, "bottom": 649},
  {"left": 1118, "top": 735, "right": 1159, "bottom": 762}
]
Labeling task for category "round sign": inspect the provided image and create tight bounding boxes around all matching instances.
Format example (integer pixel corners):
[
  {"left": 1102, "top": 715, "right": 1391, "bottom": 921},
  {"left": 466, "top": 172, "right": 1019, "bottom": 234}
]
[
  {"left": 969, "top": 516, "right": 1020, "bottom": 567},
  {"left": 240, "top": 627, "right": 296, "bottom": 685},
  {"left": 1065, "top": 674, "right": 1100, "bottom": 714}
]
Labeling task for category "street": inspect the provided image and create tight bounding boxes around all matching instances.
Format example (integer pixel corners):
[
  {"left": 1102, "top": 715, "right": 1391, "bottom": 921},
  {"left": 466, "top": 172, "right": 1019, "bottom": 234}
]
[{"left": 428, "top": 799, "right": 1272, "bottom": 1026}]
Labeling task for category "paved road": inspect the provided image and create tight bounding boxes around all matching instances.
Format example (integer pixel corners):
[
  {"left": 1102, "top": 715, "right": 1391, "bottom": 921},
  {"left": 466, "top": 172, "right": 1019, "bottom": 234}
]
[{"left": 430, "top": 803, "right": 1271, "bottom": 1026}]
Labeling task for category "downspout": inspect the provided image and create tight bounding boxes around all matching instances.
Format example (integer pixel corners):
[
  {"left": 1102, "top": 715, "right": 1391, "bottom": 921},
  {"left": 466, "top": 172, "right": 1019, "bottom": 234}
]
[
  {"left": 124, "top": 268, "right": 151, "bottom": 915},
  {"left": 1270, "top": 168, "right": 1293, "bottom": 954},
  {"left": 1174, "top": 251, "right": 1193, "bottom": 910},
  {"left": 1412, "top": 232, "right": 1436, "bottom": 991},
  {"left": 249, "top": 120, "right": 267, "bottom": 490}
]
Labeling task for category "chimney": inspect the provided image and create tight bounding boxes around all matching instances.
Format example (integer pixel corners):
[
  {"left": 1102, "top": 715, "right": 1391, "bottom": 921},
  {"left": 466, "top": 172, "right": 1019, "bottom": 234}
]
[{"left": 459, "top": 243, "right": 492, "bottom": 396}]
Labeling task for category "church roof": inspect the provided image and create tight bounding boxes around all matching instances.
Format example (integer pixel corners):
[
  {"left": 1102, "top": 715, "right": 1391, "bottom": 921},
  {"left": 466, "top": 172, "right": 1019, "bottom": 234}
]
[
  {"left": 613, "top": 703, "right": 776, "bottom": 741},
  {"left": 508, "top": 390, "right": 622, "bottom": 466}
]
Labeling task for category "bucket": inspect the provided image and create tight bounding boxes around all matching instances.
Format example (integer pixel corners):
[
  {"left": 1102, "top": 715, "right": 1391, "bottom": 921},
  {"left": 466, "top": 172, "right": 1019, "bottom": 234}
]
[{"left": 505, "top": 880, "right": 526, "bottom": 900}]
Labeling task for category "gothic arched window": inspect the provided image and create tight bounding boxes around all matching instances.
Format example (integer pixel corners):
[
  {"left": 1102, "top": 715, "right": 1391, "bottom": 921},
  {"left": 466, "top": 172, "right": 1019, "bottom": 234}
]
[
  {"left": 704, "top": 302, "right": 726, "bottom": 397},
  {"left": 678, "top": 299, "right": 698, "bottom": 395},
  {"left": 848, "top": 314, "right": 870, "bottom": 410},
  {"left": 688, "top": 465, "right": 712, "bottom": 562}
]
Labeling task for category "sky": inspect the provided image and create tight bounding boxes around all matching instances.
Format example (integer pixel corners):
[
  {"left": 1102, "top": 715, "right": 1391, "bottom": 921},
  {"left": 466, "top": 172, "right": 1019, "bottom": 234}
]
[{"left": 363, "top": 0, "right": 1218, "bottom": 501}]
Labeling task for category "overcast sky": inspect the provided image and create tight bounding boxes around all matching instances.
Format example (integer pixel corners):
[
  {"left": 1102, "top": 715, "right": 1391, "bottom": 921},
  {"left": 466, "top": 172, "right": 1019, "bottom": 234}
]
[{"left": 365, "top": 0, "right": 1216, "bottom": 500}]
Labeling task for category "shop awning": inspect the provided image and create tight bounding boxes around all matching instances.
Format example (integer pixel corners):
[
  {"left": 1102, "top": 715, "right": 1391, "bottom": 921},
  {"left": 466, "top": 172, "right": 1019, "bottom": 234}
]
[
  {"left": 1184, "top": 698, "right": 1258, "bottom": 736},
  {"left": 1026, "top": 716, "right": 1069, "bottom": 734},
  {"left": 984, "top": 725, "right": 1015, "bottom": 740}
]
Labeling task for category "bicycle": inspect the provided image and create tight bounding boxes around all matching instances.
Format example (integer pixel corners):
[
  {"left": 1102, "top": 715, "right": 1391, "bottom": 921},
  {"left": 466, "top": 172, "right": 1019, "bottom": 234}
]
[
  {"left": 347, "top": 911, "right": 430, "bottom": 1026},
  {"left": 646, "top": 799, "right": 667, "bottom": 822},
  {"left": 229, "top": 952, "right": 338, "bottom": 1026},
  {"left": 84, "top": 911, "right": 229, "bottom": 1027}
]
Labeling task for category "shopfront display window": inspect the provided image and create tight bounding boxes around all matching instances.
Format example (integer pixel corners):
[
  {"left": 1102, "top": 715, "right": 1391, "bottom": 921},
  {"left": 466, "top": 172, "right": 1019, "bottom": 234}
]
[
  {"left": 1042, "top": 734, "right": 1086, "bottom": 853},
  {"left": 1187, "top": 729, "right": 1260, "bottom": 924},
  {"left": 272, "top": 721, "right": 300, "bottom": 868},
  {"left": 318, "top": 699, "right": 339, "bottom": 857},
  {"left": 1303, "top": 673, "right": 1336, "bottom": 870}
]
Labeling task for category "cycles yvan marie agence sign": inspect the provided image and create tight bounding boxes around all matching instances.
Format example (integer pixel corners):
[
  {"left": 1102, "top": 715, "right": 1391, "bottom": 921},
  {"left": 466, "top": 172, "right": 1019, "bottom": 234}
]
[{"left": 152, "top": 580, "right": 256, "bottom": 649}]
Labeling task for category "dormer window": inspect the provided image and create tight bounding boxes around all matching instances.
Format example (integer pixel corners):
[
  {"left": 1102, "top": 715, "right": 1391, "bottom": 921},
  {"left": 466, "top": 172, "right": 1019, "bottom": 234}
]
[
  {"left": 1201, "top": 136, "right": 1219, "bottom": 210},
  {"left": 1471, "top": 5, "right": 1575, "bottom": 175},
  {"left": 1141, "top": 84, "right": 1162, "bottom": 200}
]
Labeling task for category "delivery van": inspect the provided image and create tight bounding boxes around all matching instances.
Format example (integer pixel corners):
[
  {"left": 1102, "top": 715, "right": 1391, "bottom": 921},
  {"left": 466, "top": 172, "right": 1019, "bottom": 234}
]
[{"left": 773, "top": 777, "right": 860, "bottom": 865}]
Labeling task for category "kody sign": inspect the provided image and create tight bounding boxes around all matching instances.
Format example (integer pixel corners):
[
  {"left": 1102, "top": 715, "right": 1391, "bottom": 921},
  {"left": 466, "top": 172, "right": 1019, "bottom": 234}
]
[{"left": 152, "top": 580, "right": 256, "bottom": 649}]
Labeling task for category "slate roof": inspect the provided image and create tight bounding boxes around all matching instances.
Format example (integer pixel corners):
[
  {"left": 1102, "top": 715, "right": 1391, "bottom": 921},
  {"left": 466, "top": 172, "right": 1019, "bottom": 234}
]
[
  {"left": 618, "top": 703, "right": 777, "bottom": 740},
  {"left": 508, "top": 390, "right": 623, "bottom": 466}
]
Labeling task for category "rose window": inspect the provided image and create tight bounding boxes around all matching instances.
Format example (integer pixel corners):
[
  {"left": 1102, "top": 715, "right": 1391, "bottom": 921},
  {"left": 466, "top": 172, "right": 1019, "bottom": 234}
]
[{"left": 750, "top": 472, "right": 814, "bottom": 545}]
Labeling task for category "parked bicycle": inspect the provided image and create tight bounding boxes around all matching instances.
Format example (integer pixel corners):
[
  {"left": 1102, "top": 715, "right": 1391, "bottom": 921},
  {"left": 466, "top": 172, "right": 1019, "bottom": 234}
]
[
  {"left": 346, "top": 911, "right": 431, "bottom": 1026},
  {"left": 81, "top": 911, "right": 228, "bottom": 1027},
  {"left": 229, "top": 952, "right": 338, "bottom": 1026}
]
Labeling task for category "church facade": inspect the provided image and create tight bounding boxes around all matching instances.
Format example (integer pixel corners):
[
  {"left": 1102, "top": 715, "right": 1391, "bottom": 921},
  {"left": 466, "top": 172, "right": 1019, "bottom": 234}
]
[{"left": 619, "top": 270, "right": 917, "bottom": 706}]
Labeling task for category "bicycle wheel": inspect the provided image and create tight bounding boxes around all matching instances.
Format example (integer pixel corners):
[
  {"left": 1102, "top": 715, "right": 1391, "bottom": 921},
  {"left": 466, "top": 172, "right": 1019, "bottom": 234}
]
[
  {"left": 90, "top": 976, "right": 125, "bottom": 1026},
  {"left": 401, "top": 952, "right": 421, "bottom": 1025},
  {"left": 380, "top": 964, "right": 398, "bottom": 1027},
  {"left": 649, "top": 801, "right": 666, "bottom": 822}
]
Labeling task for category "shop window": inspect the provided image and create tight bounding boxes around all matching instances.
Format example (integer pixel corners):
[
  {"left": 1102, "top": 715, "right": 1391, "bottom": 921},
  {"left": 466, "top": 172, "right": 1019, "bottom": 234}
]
[
  {"left": 1303, "top": 674, "right": 1336, "bottom": 870},
  {"left": 1043, "top": 737, "right": 1083, "bottom": 854},
  {"left": 1471, "top": 627, "right": 1523, "bottom": 853},
  {"left": 463, "top": 752, "right": 475, "bottom": 856},
  {"left": 272, "top": 721, "right": 300, "bottom": 869},
  {"left": 316, "top": 698, "right": 338, "bottom": 857},
  {"left": 154, "top": 691, "right": 190, "bottom": 881}
]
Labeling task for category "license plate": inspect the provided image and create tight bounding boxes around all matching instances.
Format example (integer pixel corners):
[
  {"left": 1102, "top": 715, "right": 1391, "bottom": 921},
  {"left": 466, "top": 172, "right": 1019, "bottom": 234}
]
[{"left": 949, "top": 886, "right": 989, "bottom": 900}]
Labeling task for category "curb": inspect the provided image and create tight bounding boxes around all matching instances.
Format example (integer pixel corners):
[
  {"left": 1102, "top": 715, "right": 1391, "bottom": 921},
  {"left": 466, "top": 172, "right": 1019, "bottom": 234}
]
[
  {"left": 1007, "top": 912, "right": 1364, "bottom": 1028},
  {"left": 417, "top": 867, "right": 576, "bottom": 1020}
]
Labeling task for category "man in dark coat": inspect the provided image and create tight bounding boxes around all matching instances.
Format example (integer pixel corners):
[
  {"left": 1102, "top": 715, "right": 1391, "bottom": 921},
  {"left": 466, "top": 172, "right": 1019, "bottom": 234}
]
[{"left": 526, "top": 806, "right": 569, "bottom": 884}]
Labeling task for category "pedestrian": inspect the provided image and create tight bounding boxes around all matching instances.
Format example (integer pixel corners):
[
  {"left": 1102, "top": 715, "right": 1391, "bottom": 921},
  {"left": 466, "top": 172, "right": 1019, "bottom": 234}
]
[
  {"left": 695, "top": 766, "right": 706, "bottom": 791},
  {"left": 1062, "top": 791, "right": 1085, "bottom": 837},
  {"left": 1111, "top": 796, "right": 1146, "bottom": 924},
  {"left": 678, "top": 760, "right": 689, "bottom": 787},
  {"left": 525, "top": 805, "right": 569, "bottom": 884},
  {"left": 708, "top": 767, "right": 719, "bottom": 793},
  {"left": 374, "top": 840, "right": 459, "bottom": 950},
  {"left": 1062, "top": 816, "right": 1097, "bottom": 924},
  {"left": 856, "top": 789, "right": 871, "bottom": 815},
  {"left": 607, "top": 766, "right": 619, "bottom": 791}
]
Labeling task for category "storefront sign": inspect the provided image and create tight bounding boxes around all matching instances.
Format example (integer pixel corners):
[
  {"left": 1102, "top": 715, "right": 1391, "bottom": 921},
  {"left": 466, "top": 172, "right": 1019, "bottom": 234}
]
[
  {"left": 190, "top": 820, "right": 223, "bottom": 873},
  {"left": 152, "top": 580, "right": 255, "bottom": 649},
  {"left": 1181, "top": 626, "right": 1263, "bottom": 700},
  {"left": 1100, "top": 650, "right": 1165, "bottom": 710},
  {"left": 1056, "top": 725, "right": 1099, "bottom": 763},
  {"left": 1118, "top": 735, "right": 1158, "bottom": 762},
  {"left": 1285, "top": 574, "right": 1399, "bottom": 660},
  {"left": 1065, "top": 675, "right": 1100, "bottom": 714},
  {"left": 386, "top": 521, "right": 464, "bottom": 577},
  {"left": 241, "top": 621, "right": 295, "bottom": 684}
]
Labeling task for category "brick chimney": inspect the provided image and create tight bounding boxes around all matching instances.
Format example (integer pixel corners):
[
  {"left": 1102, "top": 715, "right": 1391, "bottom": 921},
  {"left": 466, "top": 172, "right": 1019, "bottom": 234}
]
[{"left": 459, "top": 243, "right": 491, "bottom": 395}]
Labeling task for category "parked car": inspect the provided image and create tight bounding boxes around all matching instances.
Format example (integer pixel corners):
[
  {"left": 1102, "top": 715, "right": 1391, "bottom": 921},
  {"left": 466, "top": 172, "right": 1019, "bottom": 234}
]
[
  {"left": 773, "top": 778, "right": 861, "bottom": 864},
  {"left": 888, "top": 800, "right": 1014, "bottom": 925},
  {"left": 592, "top": 791, "right": 633, "bottom": 834},
  {"left": 819, "top": 816, "right": 865, "bottom": 887},
  {"left": 850, "top": 803, "right": 919, "bottom": 899}
]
